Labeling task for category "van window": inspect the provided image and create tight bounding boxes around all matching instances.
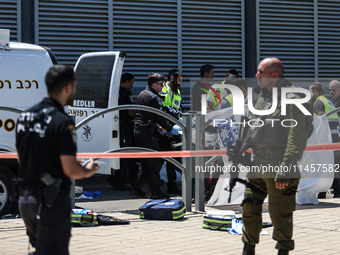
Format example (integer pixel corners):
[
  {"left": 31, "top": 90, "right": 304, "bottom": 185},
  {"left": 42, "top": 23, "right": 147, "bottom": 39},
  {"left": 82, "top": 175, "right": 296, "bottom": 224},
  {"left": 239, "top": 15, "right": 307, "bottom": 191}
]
[{"left": 74, "top": 55, "right": 115, "bottom": 109}]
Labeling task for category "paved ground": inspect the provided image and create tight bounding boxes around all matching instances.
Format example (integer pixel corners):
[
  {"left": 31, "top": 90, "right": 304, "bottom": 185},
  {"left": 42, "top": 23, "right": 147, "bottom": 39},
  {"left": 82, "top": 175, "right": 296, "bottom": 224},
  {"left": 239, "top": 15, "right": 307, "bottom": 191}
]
[{"left": 1, "top": 176, "right": 340, "bottom": 254}]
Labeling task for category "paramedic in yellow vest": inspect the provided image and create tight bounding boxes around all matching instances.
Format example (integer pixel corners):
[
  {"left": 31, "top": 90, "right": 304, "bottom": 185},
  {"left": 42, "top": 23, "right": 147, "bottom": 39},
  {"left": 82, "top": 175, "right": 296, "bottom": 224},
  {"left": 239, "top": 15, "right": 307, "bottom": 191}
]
[
  {"left": 161, "top": 70, "right": 183, "bottom": 113},
  {"left": 215, "top": 79, "right": 248, "bottom": 110},
  {"left": 159, "top": 70, "right": 183, "bottom": 194},
  {"left": 309, "top": 82, "right": 340, "bottom": 199},
  {"left": 207, "top": 69, "right": 239, "bottom": 110}
]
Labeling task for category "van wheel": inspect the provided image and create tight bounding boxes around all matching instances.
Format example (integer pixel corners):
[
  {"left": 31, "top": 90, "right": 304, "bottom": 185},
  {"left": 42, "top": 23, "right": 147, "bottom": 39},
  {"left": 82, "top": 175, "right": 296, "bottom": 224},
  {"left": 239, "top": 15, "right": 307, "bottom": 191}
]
[{"left": 0, "top": 165, "right": 16, "bottom": 218}]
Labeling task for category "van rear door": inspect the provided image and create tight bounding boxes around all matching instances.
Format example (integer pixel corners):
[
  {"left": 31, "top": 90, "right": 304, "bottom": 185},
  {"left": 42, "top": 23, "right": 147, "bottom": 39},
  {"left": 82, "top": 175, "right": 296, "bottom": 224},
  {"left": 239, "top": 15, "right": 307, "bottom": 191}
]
[{"left": 69, "top": 52, "right": 125, "bottom": 175}]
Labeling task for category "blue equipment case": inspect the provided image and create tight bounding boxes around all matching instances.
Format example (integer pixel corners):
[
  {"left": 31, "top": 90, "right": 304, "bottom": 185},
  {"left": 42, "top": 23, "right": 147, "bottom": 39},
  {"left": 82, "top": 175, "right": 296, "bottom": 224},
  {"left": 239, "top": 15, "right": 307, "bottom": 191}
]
[{"left": 139, "top": 199, "right": 186, "bottom": 220}]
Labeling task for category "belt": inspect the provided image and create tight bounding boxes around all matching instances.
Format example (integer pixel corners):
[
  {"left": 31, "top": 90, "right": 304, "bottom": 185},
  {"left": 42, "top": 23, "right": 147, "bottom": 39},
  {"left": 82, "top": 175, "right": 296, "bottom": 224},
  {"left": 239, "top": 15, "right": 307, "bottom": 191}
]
[{"left": 135, "top": 124, "right": 149, "bottom": 129}]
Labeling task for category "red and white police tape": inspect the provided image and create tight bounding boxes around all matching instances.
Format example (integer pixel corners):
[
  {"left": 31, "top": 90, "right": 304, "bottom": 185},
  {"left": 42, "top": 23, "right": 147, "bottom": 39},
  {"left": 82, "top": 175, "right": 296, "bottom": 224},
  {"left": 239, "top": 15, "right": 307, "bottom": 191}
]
[{"left": 1, "top": 143, "right": 340, "bottom": 159}]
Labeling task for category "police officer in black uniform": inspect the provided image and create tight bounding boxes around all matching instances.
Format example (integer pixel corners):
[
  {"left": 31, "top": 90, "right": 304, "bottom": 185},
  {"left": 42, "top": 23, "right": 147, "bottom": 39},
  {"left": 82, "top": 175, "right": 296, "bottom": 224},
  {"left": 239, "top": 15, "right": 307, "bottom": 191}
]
[
  {"left": 131, "top": 72, "right": 177, "bottom": 199},
  {"left": 16, "top": 65, "right": 100, "bottom": 255}
]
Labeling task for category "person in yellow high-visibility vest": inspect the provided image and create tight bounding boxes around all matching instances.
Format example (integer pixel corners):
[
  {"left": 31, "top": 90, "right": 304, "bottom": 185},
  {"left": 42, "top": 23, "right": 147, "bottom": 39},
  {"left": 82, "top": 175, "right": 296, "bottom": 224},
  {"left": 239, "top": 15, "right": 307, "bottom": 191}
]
[
  {"left": 309, "top": 82, "right": 340, "bottom": 198},
  {"left": 215, "top": 79, "right": 249, "bottom": 110},
  {"left": 161, "top": 70, "right": 183, "bottom": 113},
  {"left": 159, "top": 70, "right": 183, "bottom": 195},
  {"left": 207, "top": 69, "right": 239, "bottom": 110}
]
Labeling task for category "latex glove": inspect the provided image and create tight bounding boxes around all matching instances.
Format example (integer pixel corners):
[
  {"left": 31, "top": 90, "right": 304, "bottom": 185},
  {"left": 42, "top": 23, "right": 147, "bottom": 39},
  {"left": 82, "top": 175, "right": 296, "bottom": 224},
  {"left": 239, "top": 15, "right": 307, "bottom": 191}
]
[
  {"left": 158, "top": 127, "right": 166, "bottom": 135},
  {"left": 170, "top": 125, "right": 181, "bottom": 136}
]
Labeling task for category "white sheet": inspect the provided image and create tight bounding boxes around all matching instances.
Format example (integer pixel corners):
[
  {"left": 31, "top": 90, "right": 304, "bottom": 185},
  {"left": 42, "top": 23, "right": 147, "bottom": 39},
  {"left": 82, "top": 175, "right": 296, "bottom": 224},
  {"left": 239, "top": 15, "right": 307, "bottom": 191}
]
[{"left": 203, "top": 108, "right": 334, "bottom": 206}]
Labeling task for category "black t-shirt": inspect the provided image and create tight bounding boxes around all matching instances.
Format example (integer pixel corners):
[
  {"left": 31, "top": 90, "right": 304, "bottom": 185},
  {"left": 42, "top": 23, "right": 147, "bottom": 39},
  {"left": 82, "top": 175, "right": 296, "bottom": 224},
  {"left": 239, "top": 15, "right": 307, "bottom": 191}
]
[
  {"left": 119, "top": 86, "right": 134, "bottom": 124},
  {"left": 16, "top": 97, "right": 77, "bottom": 189},
  {"left": 192, "top": 81, "right": 207, "bottom": 111}
]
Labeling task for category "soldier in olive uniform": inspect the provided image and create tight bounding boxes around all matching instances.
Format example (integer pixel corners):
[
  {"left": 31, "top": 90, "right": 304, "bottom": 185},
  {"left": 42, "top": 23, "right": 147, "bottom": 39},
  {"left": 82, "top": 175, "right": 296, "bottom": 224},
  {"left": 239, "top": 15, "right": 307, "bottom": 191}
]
[{"left": 240, "top": 58, "right": 308, "bottom": 255}]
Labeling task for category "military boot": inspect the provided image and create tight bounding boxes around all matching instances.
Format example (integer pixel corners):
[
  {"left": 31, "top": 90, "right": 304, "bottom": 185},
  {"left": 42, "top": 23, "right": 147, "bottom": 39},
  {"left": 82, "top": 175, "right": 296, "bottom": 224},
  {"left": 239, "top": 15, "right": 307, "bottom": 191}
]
[
  {"left": 278, "top": 249, "right": 289, "bottom": 255},
  {"left": 242, "top": 243, "right": 255, "bottom": 255}
]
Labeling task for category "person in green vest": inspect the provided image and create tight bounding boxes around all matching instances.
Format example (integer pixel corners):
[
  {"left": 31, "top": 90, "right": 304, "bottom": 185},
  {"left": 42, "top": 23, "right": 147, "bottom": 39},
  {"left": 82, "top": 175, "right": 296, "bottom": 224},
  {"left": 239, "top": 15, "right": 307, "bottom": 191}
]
[
  {"left": 207, "top": 69, "right": 239, "bottom": 110},
  {"left": 215, "top": 79, "right": 248, "bottom": 110},
  {"left": 309, "top": 82, "right": 340, "bottom": 199},
  {"left": 159, "top": 70, "right": 183, "bottom": 195},
  {"left": 160, "top": 70, "right": 183, "bottom": 115}
]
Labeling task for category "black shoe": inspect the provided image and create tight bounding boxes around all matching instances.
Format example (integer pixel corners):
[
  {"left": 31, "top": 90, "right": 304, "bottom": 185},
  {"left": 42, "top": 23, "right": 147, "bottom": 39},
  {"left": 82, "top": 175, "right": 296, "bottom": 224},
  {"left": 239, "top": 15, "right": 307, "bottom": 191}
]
[
  {"left": 333, "top": 193, "right": 340, "bottom": 198},
  {"left": 278, "top": 249, "right": 289, "bottom": 255},
  {"left": 167, "top": 185, "right": 181, "bottom": 195},
  {"left": 106, "top": 175, "right": 115, "bottom": 187},
  {"left": 318, "top": 192, "right": 326, "bottom": 199},
  {"left": 243, "top": 243, "right": 255, "bottom": 255},
  {"left": 148, "top": 191, "right": 170, "bottom": 199},
  {"left": 114, "top": 184, "right": 130, "bottom": 191},
  {"left": 130, "top": 185, "right": 145, "bottom": 198}
]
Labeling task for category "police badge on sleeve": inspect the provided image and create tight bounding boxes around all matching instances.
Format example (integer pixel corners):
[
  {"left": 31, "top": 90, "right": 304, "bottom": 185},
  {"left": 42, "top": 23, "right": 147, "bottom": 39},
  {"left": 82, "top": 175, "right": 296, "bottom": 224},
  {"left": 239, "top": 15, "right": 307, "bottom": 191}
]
[{"left": 157, "top": 97, "right": 163, "bottom": 106}]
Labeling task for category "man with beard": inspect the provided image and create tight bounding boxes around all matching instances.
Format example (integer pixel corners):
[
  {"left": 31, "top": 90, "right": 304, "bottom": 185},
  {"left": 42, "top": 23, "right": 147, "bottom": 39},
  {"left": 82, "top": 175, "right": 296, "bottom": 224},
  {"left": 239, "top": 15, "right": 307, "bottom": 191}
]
[
  {"left": 159, "top": 70, "right": 183, "bottom": 194},
  {"left": 16, "top": 65, "right": 100, "bottom": 254}
]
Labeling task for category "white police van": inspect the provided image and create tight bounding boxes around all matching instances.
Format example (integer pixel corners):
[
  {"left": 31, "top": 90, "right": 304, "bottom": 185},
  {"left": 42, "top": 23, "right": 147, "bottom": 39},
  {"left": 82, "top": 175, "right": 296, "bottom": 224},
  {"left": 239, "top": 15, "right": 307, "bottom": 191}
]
[{"left": 0, "top": 29, "right": 124, "bottom": 217}]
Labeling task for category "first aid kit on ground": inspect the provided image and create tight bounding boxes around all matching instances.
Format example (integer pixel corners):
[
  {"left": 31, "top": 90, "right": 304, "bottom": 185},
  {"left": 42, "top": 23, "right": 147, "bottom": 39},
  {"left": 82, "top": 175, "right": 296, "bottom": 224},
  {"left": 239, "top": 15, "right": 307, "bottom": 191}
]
[
  {"left": 71, "top": 209, "right": 99, "bottom": 227},
  {"left": 202, "top": 210, "right": 242, "bottom": 231},
  {"left": 139, "top": 199, "right": 186, "bottom": 220},
  {"left": 71, "top": 209, "right": 130, "bottom": 227}
]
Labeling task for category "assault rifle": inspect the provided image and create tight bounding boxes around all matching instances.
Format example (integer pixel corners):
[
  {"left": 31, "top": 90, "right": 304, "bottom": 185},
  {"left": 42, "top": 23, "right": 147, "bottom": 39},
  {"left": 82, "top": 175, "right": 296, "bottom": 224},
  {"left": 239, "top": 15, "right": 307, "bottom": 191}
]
[{"left": 225, "top": 116, "right": 257, "bottom": 203}]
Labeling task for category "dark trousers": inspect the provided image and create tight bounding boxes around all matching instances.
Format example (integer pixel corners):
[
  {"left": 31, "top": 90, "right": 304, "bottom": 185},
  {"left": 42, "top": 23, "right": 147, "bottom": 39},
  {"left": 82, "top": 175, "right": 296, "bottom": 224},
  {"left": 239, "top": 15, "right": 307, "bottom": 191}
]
[
  {"left": 333, "top": 154, "right": 340, "bottom": 196},
  {"left": 159, "top": 134, "right": 181, "bottom": 186},
  {"left": 113, "top": 123, "right": 139, "bottom": 187},
  {"left": 19, "top": 188, "right": 71, "bottom": 255},
  {"left": 114, "top": 158, "right": 139, "bottom": 185},
  {"left": 134, "top": 128, "right": 163, "bottom": 193}
]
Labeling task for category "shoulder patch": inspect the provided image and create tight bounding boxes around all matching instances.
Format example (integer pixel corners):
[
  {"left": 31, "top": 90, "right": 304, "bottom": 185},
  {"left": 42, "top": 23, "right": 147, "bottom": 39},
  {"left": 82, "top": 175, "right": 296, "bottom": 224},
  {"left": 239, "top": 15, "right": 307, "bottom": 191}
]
[
  {"left": 159, "top": 91, "right": 168, "bottom": 96},
  {"left": 69, "top": 124, "right": 77, "bottom": 146}
]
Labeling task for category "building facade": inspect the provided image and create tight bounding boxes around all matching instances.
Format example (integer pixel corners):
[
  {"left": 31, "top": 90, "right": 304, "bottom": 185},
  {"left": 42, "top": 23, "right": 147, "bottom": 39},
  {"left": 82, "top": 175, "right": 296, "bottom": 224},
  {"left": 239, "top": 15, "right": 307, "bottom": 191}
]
[{"left": 1, "top": 0, "right": 340, "bottom": 89}]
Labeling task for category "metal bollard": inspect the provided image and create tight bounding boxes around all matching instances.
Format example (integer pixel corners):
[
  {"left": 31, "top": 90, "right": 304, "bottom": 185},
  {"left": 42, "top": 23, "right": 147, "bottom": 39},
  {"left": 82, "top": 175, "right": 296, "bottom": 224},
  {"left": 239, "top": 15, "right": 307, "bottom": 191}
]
[
  {"left": 195, "top": 113, "right": 205, "bottom": 211},
  {"left": 182, "top": 113, "right": 192, "bottom": 212}
]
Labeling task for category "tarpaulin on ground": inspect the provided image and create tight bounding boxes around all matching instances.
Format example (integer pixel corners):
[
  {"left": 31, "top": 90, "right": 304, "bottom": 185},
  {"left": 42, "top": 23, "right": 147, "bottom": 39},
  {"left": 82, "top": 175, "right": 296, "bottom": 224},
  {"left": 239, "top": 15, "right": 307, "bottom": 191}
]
[
  {"left": 202, "top": 107, "right": 334, "bottom": 206},
  {"left": 296, "top": 115, "right": 333, "bottom": 205}
]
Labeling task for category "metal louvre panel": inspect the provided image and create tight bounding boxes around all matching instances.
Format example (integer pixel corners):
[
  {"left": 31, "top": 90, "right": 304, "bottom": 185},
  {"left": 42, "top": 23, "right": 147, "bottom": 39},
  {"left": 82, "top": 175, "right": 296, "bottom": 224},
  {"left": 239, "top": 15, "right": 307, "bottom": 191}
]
[
  {"left": 182, "top": 0, "right": 243, "bottom": 79},
  {"left": 318, "top": 0, "right": 340, "bottom": 78},
  {"left": 0, "top": 0, "right": 19, "bottom": 41},
  {"left": 112, "top": 0, "right": 178, "bottom": 85},
  {"left": 38, "top": 0, "right": 109, "bottom": 66},
  {"left": 258, "top": 0, "right": 315, "bottom": 78}
]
